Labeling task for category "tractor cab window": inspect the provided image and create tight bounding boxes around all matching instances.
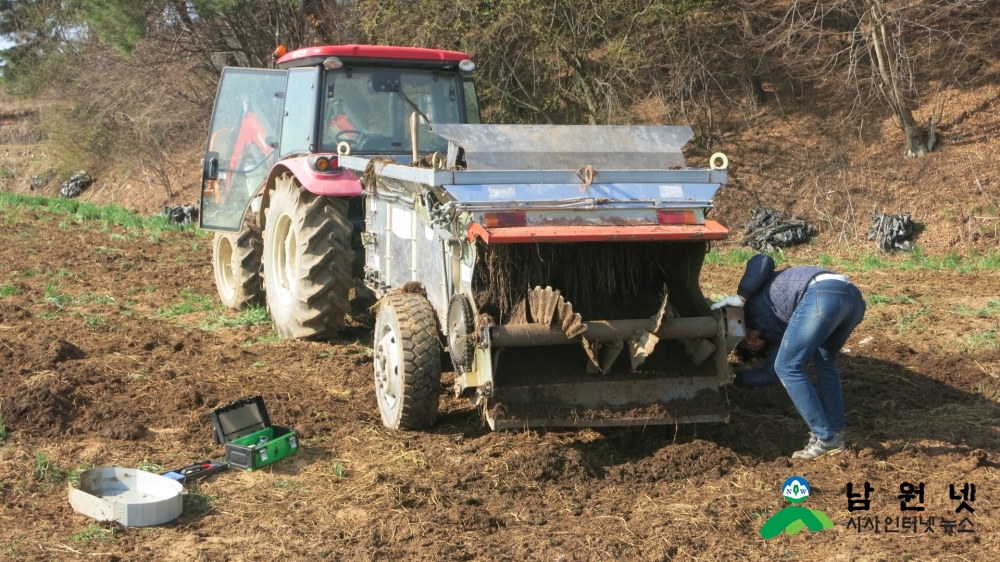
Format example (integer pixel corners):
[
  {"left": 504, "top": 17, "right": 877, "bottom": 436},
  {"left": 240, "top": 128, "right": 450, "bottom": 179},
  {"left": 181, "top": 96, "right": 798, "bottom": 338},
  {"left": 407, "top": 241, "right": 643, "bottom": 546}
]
[
  {"left": 280, "top": 67, "right": 320, "bottom": 157},
  {"left": 464, "top": 78, "right": 481, "bottom": 124},
  {"left": 321, "top": 67, "right": 467, "bottom": 156},
  {"left": 200, "top": 68, "right": 286, "bottom": 232}
]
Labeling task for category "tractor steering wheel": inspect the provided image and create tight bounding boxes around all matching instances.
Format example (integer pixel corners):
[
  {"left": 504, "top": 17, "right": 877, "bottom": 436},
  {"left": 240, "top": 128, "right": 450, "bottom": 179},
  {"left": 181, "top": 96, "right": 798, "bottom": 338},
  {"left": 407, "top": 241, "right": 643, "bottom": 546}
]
[{"left": 334, "top": 129, "right": 367, "bottom": 147}]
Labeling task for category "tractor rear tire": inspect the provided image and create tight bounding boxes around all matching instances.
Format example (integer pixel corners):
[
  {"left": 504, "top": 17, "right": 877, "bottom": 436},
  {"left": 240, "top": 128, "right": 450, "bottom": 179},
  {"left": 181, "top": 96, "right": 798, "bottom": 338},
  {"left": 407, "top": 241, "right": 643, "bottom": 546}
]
[
  {"left": 373, "top": 292, "right": 442, "bottom": 429},
  {"left": 212, "top": 228, "right": 263, "bottom": 310},
  {"left": 263, "top": 174, "right": 353, "bottom": 339}
]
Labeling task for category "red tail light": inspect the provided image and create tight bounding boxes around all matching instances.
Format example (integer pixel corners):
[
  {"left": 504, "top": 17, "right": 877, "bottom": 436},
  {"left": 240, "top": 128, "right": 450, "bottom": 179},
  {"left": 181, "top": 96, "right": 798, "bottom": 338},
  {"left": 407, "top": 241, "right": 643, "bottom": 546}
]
[
  {"left": 308, "top": 155, "right": 343, "bottom": 174},
  {"left": 483, "top": 212, "right": 527, "bottom": 228},
  {"left": 656, "top": 210, "right": 697, "bottom": 225}
]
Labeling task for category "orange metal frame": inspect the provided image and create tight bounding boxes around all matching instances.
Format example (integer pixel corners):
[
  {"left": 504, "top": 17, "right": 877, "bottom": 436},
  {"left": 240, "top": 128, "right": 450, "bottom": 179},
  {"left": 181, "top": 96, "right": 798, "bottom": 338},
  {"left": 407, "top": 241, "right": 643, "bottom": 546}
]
[{"left": 467, "top": 220, "right": 729, "bottom": 244}]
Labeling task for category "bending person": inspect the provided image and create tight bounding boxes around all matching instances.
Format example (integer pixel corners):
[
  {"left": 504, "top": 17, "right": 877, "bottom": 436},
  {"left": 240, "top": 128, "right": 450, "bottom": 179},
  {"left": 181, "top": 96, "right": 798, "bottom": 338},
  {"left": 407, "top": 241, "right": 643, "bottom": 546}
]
[{"left": 712, "top": 254, "right": 866, "bottom": 459}]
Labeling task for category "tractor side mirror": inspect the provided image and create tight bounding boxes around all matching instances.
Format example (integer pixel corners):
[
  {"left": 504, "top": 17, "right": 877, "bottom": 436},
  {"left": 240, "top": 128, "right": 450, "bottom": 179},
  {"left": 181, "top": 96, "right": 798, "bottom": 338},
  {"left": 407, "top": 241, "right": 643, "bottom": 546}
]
[{"left": 204, "top": 151, "right": 220, "bottom": 181}]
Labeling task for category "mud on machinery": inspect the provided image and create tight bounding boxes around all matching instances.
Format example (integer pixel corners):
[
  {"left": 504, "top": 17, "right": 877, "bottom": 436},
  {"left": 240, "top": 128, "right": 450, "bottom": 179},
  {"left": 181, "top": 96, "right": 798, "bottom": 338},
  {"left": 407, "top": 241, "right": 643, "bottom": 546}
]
[{"left": 200, "top": 44, "right": 745, "bottom": 430}]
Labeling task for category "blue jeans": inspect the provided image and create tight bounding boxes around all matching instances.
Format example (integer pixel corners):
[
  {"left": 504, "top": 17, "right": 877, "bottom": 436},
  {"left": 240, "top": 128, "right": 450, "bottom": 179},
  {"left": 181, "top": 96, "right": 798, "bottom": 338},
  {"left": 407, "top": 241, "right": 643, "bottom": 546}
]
[{"left": 774, "top": 280, "right": 866, "bottom": 442}]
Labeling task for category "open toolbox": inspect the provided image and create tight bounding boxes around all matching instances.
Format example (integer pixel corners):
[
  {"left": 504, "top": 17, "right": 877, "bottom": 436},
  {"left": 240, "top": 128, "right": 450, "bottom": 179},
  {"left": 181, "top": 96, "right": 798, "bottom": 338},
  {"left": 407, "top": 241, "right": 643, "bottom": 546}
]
[{"left": 208, "top": 395, "right": 299, "bottom": 471}]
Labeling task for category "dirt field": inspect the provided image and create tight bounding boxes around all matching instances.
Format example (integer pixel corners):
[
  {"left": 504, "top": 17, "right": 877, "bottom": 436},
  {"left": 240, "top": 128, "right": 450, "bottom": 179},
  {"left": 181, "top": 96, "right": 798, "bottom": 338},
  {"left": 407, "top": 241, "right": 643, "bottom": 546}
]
[{"left": 0, "top": 198, "right": 998, "bottom": 561}]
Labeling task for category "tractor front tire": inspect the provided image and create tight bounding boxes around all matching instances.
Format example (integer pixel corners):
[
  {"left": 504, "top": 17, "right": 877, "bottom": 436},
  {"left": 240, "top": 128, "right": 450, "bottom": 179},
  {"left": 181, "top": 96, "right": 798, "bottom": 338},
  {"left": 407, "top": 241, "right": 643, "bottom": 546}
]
[
  {"left": 212, "top": 229, "right": 263, "bottom": 310},
  {"left": 263, "top": 174, "right": 353, "bottom": 339},
  {"left": 374, "top": 292, "right": 442, "bottom": 429}
]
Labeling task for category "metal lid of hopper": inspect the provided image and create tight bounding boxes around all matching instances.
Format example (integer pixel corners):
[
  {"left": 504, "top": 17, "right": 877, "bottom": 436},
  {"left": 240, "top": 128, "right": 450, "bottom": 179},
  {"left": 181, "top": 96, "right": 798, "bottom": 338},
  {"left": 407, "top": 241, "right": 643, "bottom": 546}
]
[{"left": 430, "top": 124, "right": 693, "bottom": 171}]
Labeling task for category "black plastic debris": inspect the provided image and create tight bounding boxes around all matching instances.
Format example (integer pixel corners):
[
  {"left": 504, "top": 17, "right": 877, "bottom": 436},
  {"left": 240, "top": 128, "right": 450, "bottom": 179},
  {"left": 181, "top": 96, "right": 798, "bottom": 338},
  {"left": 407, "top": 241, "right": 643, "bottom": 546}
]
[
  {"left": 867, "top": 213, "right": 914, "bottom": 252},
  {"left": 742, "top": 208, "right": 817, "bottom": 252},
  {"left": 59, "top": 170, "right": 93, "bottom": 198},
  {"left": 29, "top": 172, "right": 51, "bottom": 191},
  {"left": 161, "top": 204, "right": 199, "bottom": 225}
]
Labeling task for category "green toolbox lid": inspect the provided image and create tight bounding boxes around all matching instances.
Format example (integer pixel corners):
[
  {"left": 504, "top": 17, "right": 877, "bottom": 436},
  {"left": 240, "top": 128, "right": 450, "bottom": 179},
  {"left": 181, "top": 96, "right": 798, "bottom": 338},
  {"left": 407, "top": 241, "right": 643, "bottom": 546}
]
[{"left": 208, "top": 395, "right": 273, "bottom": 445}]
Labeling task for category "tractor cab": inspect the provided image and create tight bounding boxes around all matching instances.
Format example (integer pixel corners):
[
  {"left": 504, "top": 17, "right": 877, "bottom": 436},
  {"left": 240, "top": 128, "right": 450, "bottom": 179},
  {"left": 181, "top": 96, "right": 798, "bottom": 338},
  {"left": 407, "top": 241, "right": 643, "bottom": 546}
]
[{"left": 200, "top": 45, "right": 480, "bottom": 233}]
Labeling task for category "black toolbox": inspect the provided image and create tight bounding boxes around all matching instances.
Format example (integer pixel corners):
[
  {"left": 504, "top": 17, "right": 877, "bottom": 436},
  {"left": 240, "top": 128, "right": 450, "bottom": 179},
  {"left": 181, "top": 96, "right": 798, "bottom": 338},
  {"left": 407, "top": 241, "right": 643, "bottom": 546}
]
[{"left": 208, "top": 395, "right": 299, "bottom": 471}]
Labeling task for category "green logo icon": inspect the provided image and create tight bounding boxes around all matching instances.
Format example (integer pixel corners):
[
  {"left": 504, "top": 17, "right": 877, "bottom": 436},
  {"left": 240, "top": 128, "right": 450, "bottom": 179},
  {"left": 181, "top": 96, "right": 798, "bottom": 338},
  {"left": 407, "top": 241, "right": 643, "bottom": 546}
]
[{"left": 760, "top": 477, "right": 834, "bottom": 539}]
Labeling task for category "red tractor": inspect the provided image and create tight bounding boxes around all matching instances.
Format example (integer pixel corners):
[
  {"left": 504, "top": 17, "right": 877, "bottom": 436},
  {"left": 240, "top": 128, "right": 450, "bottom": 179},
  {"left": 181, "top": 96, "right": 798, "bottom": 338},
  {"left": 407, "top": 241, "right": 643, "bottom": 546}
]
[
  {"left": 202, "top": 44, "right": 741, "bottom": 430},
  {"left": 200, "top": 45, "right": 481, "bottom": 339}
]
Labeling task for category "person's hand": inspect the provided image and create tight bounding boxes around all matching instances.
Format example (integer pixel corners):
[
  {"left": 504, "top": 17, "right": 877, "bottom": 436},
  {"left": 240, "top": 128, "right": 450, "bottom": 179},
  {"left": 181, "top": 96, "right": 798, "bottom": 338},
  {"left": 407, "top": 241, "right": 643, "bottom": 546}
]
[{"left": 711, "top": 295, "right": 745, "bottom": 310}]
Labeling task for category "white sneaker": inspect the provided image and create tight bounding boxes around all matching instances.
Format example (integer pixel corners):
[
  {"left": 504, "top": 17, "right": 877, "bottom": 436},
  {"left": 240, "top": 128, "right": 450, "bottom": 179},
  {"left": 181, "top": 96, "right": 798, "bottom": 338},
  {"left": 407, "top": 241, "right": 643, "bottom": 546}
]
[{"left": 793, "top": 433, "right": 845, "bottom": 460}]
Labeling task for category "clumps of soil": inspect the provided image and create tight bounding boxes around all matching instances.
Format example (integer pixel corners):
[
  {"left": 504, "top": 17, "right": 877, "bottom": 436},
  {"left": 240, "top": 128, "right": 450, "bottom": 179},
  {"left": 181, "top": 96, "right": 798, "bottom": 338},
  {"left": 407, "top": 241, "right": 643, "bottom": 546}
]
[
  {"left": 0, "top": 302, "right": 32, "bottom": 321},
  {"left": 174, "top": 386, "right": 205, "bottom": 411},
  {"left": 634, "top": 439, "right": 740, "bottom": 483},
  {"left": 1, "top": 375, "right": 77, "bottom": 437},
  {"left": 490, "top": 388, "right": 727, "bottom": 425},
  {"left": 517, "top": 447, "right": 595, "bottom": 481},
  {"left": 46, "top": 339, "right": 86, "bottom": 365},
  {"left": 18, "top": 336, "right": 87, "bottom": 370},
  {"left": 450, "top": 500, "right": 506, "bottom": 531},
  {"left": 93, "top": 413, "right": 148, "bottom": 441}
]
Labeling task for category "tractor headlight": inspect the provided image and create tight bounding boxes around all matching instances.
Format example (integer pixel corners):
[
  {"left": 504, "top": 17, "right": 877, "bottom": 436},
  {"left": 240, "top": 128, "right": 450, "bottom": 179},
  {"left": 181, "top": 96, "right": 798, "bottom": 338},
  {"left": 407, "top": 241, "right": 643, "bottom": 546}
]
[{"left": 458, "top": 59, "right": 476, "bottom": 72}]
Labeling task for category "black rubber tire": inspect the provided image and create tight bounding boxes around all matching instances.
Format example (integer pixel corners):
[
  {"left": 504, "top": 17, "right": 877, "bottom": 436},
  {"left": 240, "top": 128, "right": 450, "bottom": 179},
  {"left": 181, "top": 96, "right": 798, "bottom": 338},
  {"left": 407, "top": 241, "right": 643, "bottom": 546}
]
[
  {"left": 373, "top": 292, "right": 442, "bottom": 429},
  {"left": 212, "top": 228, "right": 263, "bottom": 310},
  {"left": 262, "top": 174, "right": 354, "bottom": 339}
]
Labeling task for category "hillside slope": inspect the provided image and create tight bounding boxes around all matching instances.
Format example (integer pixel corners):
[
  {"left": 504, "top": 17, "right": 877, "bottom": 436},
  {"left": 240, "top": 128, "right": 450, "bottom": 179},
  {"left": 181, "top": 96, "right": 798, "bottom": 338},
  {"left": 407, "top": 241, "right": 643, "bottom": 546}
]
[{"left": 1, "top": 62, "right": 998, "bottom": 256}]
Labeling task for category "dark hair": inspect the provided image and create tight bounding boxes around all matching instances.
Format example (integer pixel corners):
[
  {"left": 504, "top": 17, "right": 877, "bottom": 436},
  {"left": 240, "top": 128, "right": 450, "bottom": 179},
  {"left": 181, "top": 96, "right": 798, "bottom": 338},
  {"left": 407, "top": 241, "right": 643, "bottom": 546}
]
[{"left": 735, "top": 340, "right": 769, "bottom": 362}]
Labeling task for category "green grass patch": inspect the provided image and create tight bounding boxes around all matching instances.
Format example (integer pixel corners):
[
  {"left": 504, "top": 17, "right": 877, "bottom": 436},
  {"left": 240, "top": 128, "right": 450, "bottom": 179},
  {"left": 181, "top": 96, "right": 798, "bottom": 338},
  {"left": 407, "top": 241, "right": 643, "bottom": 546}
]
[
  {"left": 895, "top": 307, "right": 929, "bottom": 336},
  {"left": 51, "top": 268, "right": 71, "bottom": 280},
  {"left": 200, "top": 305, "right": 271, "bottom": 330},
  {"left": 33, "top": 452, "right": 75, "bottom": 485},
  {"left": 3, "top": 536, "right": 26, "bottom": 557},
  {"left": 83, "top": 314, "right": 107, "bottom": 329},
  {"left": 43, "top": 283, "right": 70, "bottom": 309},
  {"left": 705, "top": 246, "right": 766, "bottom": 266},
  {"left": 242, "top": 332, "right": 281, "bottom": 346},
  {"left": 0, "top": 191, "right": 194, "bottom": 234},
  {"left": 707, "top": 246, "right": 1000, "bottom": 274},
  {"left": 953, "top": 299, "right": 1000, "bottom": 317},
  {"left": 726, "top": 247, "right": 756, "bottom": 265},
  {"left": 137, "top": 458, "right": 161, "bottom": 472},
  {"left": 975, "top": 250, "right": 1000, "bottom": 271},
  {"left": 0, "top": 284, "right": 20, "bottom": 297},
  {"left": 72, "top": 293, "right": 116, "bottom": 306},
  {"left": 70, "top": 523, "right": 117, "bottom": 544},
  {"left": 966, "top": 329, "right": 999, "bottom": 350},
  {"left": 0, "top": 415, "right": 7, "bottom": 441},
  {"left": 183, "top": 484, "right": 217, "bottom": 518},
  {"left": 866, "top": 294, "right": 918, "bottom": 306},
  {"left": 155, "top": 288, "right": 217, "bottom": 318}
]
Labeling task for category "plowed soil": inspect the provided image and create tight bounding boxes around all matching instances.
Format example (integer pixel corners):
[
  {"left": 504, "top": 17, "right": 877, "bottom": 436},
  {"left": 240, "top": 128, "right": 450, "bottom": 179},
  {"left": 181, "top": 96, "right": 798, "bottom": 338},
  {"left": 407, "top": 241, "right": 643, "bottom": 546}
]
[{"left": 1, "top": 204, "right": 999, "bottom": 561}]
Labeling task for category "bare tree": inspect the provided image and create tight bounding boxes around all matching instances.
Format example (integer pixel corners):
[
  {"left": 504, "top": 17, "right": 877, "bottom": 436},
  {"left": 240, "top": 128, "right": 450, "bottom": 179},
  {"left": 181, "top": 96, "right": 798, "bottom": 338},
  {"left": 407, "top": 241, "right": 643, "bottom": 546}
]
[{"left": 739, "top": 0, "right": 995, "bottom": 158}]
